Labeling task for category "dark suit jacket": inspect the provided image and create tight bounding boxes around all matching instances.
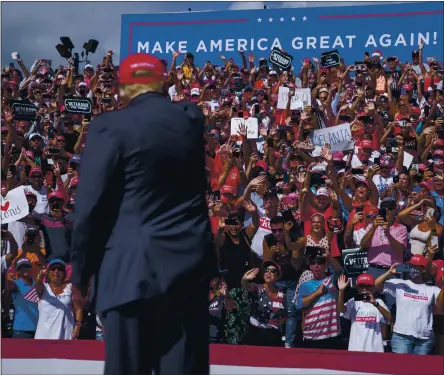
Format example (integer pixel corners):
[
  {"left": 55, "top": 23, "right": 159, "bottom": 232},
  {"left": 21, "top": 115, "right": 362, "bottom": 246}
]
[{"left": 70, "top": 92, "right": 216, "bottom": 313}]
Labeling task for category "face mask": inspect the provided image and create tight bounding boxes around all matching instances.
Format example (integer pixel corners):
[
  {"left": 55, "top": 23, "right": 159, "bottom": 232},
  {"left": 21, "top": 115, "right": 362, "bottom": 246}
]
[{"left": 408, "top": 268, "right": 421, "bottom": 280}]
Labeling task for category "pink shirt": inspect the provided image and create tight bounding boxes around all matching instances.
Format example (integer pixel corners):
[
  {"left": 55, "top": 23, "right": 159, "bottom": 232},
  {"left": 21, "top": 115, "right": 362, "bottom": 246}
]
[{"left": 365, "top": 223, "right": 407, "bottom": 266}]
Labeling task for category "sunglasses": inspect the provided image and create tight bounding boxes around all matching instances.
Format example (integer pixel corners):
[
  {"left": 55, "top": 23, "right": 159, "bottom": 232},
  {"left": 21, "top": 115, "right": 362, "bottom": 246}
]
[
  {"left": 50, "top": 266, "right": 64, "bottom": 272},
  {"left": 30, "top": 174, "right": 42, "bottom": 178},
  {"left": 264, "top": 268, "right": 278, "bottom": 274},
  {"left": 310, "top": 259, "right": 326, "bottom": 266}
]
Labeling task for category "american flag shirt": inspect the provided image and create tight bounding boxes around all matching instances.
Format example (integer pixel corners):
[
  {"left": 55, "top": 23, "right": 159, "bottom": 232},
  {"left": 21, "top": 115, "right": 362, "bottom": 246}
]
[{"left": 296, "top": 276, "right": 341, "bottom": 341}]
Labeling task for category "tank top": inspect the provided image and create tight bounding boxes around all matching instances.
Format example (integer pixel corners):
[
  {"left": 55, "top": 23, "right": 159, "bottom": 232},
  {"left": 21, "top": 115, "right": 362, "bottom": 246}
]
[
  {"left": 409, "top": 225, "right": 430, "bottom": 256},
  {"left": 306, "top": 235, "right": 329, "bottom": 250}
]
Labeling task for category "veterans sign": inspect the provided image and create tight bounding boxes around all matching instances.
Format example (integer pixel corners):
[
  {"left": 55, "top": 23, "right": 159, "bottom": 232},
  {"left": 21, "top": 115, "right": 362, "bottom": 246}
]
[
  {"left": 121, "top": 2, "right": 443, "bottom": 67},
  {"left": 342, "top": 248, "right": 369, "bottom": 277}
]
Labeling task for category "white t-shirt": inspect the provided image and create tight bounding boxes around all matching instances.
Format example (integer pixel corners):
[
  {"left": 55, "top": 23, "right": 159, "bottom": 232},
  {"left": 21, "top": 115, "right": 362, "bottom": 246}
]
[
  {"left": 384, "top": 279, "right": 441, "bottom": 340},
  {"left": 23, "top": 185, "right": 48, "bottom": 214},
  {"left": 344, "top": 148, "right": 380, "bottom": 168},
  {"left": 35, "top": 283, "right": 75, "bottom": 340},
  {"left": 342, "top": 298, "right": 389, "bottom": 352}
]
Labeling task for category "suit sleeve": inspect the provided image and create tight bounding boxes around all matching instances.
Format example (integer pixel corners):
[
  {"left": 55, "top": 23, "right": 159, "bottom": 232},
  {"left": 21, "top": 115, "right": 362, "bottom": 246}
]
[{"left": 70, "top": 115, "right": 122, "bottom": 289}]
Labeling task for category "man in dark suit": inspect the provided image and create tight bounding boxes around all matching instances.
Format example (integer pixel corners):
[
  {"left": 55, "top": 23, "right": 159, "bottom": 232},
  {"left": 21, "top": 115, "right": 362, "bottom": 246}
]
[{"left": 70, "top": 54, "right": 216, "bottom": 375}]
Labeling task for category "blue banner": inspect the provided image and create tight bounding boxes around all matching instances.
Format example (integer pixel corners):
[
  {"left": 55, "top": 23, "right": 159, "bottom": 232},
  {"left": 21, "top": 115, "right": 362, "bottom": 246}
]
[{"left": 121, "top": 2, "right": 443, "bottom": 67}]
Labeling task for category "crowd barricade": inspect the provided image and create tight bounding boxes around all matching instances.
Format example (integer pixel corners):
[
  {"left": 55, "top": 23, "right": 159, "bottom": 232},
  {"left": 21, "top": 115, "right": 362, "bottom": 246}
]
[{"left": 2, "top": 339, "right": 443, "bottom": 375}]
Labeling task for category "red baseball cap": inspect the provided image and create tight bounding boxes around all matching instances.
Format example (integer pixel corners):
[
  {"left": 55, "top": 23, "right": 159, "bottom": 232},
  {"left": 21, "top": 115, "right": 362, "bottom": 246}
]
[
  {"left": 356, "top": 273, "right": 375, "bottom": 286},
  {"left": 256, "top": 160, "right": 268, "bottom": 171},
  {"left": 221, "top": 185, "right": 236, "bottom": 195},
  {"left": 48, "top": 191, "right": 64, "bottom": 201},
  {"left": 407, "top": 255, "right": 428, "bottom": 268},
  {"left": 360, "top": 139, "right": 373, "bottom": 150},
  {"left": 29, "top": 167, "right": 42, "bottom": 176},
  {"left": 435, "top": 139, "right": 444, "bottom": 147},
  {"left": 119, "top": 53, "right": 166, "bottom": 85},
  {"left": 433, "top": 149, "right": 444, "bottom": 158},
  {"left": 70, "top": 177, "right": 79, "bottom": 188}
]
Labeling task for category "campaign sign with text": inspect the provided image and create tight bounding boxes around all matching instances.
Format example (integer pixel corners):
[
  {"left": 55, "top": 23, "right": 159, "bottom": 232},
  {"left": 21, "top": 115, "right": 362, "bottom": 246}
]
[
  {"left": 342, "top": 248, "right": 369, "bottom": 277},
  {"left": 1, "top": 186, "right": 29, "bottom": 224},
  {"left": 121, "top": 2, "right": 443, "bottom": 67},
  {"left": 269, "top": 48, "right": 293, "bottom": 71},
  {"left": 277, "top": 87, "right": 311, "bottom": 110},
  {"left": 321, "top": 49, "right": 340, "bottom": 68},
  {"left": 11, "top": 101, "right": 37, "bottom": 121},
  {"left": 311, "top": 123, "right": 354, "bottom": 152},
  {"left": 230, "top": 117, "right": 259, "bottom": 139},
  {"left": 64, "top": 98, "right": 92, "bottom": 114}
]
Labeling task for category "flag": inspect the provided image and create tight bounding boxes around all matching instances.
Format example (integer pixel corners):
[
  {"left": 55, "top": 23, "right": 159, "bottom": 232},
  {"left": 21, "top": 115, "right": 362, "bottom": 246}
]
[{"left": 23, "top": 287, "right": 39, "bottom": 303}]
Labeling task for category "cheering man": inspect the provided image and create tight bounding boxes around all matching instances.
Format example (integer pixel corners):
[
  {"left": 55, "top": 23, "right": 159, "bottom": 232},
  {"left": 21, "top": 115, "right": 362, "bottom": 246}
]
[{"left": 71, "top": 54, "right": 215, "bottom": 375}]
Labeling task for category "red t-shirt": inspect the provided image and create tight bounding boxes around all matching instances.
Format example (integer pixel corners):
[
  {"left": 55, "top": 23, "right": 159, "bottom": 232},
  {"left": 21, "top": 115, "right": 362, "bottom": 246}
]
[{"left": 301, "top": 204, "right": 341, "bottom": 257}]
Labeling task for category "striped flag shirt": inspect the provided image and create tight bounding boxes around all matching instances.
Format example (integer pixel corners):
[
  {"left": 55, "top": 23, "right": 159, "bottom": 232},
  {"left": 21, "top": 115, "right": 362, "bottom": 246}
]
[{"left": 296, "top": 276, "right": 341, "bottom": 341}]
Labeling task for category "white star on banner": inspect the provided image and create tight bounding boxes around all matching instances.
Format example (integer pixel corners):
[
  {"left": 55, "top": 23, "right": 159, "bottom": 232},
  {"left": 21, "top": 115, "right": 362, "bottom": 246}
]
[
  {"left": 269, "top": 17, "right": 273, "bottom": 22},
  {"left": 303, "top": 16, "right": 307, "bottom": 21},
  {"left": 280, "top": 17, "right": 284, "bottom": 22},
  {"left": 291, "top": 16, "right": 296, "bottom": 21},
  {"left": 257, "top": 18, "right": 262, "bottom": 22}
]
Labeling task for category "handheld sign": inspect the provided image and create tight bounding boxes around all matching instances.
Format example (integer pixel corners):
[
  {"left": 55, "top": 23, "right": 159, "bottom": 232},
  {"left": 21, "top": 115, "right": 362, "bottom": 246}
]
[
  {"left": 64, "top": 98, "right": 92, "bottom": 114},
  {"left": 277, "top": 87, "right": 311, "bottom": 110},
  {"left": 1, "top": 186, "right": 29, "bottom": 224},
  {"left": 310, "top": 123, "right": 354, "bottom": 152},
  {"left": 11, "top": 101, "right": 37, "bottom": 121},
  {"left": 321, "top": 50, "right": 341, "bottom": 69},
  {"left": 342, "top": 248, "right": 369, "bottom": 277},
  {"left": 230, "top": 117, "right": 259, "bottom": 139},
  {"left": 269, "top": 48, "right": 293, "bottom": 71}
]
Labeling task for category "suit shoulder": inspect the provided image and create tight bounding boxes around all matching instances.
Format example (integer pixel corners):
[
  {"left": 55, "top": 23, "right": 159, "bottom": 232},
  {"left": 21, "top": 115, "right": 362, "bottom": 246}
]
[{"left": 175, "top": 101, "right": 205, "bottom": 122}]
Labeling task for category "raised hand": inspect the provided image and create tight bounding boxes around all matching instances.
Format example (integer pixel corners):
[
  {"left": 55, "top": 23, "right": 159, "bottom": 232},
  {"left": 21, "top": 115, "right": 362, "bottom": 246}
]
[
  {"left": 320, "top": 144, "right": 332, "bottom": 162},
  {"left": 238, "top": 123, "right": 247, "bottom": 137},
  {"left": 243, "top": 268, "right": 260, "bottom": 281},
  {"left": 338, "top": 274, "right": 350, "bottom": 291},
  {"left": 242, "top": 199, "right": 257, "bottom": 213}
]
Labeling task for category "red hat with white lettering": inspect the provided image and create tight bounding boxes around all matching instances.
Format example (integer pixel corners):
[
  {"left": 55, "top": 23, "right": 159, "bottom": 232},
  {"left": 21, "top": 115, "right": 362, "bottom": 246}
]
[
  {"left": 356, "top": 273, "right": 375, "bottom": 286},
  {"left": 119, "top": 53, "right": 166, "bottom": 85},
  {"left": 48, "top": 190, "right": 64, "bottom": 201},
  {"left": 221, "top": 185, "right": 236, "bottom": 196},
  {"left": 407, "top": 254, "right": 428, "bottom": 268}
]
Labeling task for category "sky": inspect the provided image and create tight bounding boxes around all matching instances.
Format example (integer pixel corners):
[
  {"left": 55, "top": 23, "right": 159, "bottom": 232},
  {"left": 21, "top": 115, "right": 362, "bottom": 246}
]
[{"left": 1, "top": 1, "right": 404, "bottom": 69}]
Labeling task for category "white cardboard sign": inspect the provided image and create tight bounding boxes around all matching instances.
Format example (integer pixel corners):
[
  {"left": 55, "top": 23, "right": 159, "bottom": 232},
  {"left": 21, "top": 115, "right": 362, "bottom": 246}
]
[
  {"left": 1, "top": 186, "right": 29, "bottom": 224},
  {"left": 277, "top": 87, "right": 312, "bottom": 110},
  {"left": 230, "top": 117, "right": 259, "bottom": 139}
]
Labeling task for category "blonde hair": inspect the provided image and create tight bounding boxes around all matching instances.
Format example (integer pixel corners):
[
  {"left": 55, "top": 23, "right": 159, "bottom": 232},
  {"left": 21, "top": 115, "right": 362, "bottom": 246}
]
[{"left": 119, "top": 70, "right": 165, "bottom": 102}]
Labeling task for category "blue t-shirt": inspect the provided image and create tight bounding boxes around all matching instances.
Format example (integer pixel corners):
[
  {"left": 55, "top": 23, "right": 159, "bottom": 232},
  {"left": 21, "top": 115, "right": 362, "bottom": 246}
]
[
  {"left": 431, "top": 191, "right": 444, "bottom": 226},
  {"left": 12, "top": 278, "right": 39, "bottom": 332}
]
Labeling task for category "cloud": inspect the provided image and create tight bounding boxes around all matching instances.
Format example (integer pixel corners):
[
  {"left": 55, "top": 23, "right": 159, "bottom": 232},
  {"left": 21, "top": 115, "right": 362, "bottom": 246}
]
[
  {"left": 229, "top": 2, "right": 265, "bottom": 10},
  {"left": 1, "top": 1, "right": 226, "bottom": 68}
]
